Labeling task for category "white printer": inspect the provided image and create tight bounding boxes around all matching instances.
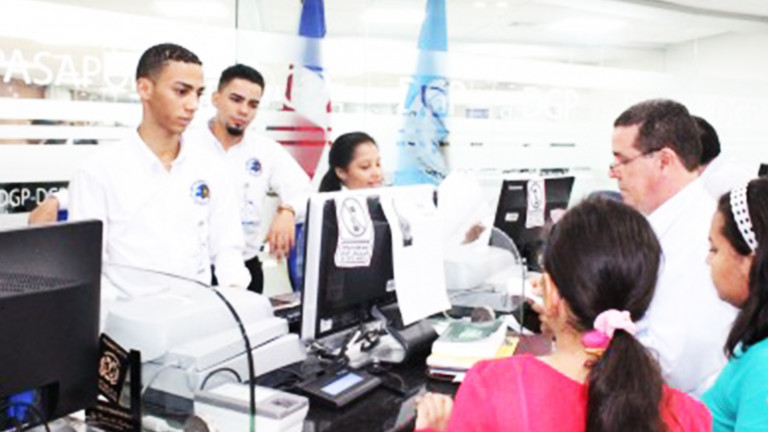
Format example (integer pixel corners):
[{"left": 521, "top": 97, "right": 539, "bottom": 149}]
[{"left": 101, "top": 265, "right": 306, "bottom": 402}]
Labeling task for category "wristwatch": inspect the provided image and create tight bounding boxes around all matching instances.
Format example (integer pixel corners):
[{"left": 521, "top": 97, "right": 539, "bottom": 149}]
[{"left": 277, "top": 204, "right": 295, "bottom": 216}]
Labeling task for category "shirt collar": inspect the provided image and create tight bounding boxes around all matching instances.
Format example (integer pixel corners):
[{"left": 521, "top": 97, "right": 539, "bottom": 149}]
[
  {"left": 647, "top": 177, "right": 707, "bottom": 238},
  {"left": 202, "top": 119, "right": 226, "bottom": 155},
  {"left": 130, "top": 128, "right": 186, "bottom": 172},
  {"left": 204, "top": 118, "right": 246, "bottom": 155},
  {"left": 176, "top": 134, "right": 190, "bottom": 165}
]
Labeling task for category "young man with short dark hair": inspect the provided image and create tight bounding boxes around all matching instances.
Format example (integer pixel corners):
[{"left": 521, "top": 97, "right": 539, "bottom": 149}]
[
  {"left": 69, "top": 43, "right": 250, "bottom": 295},
  {"left": 194, "top": 64, "right": 311, "bottom": 293}
]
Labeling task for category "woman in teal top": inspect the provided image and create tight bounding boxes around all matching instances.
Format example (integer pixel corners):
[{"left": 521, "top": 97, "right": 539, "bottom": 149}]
[{"left": 704, "top": 177, "right": 768, "bottom": 431}]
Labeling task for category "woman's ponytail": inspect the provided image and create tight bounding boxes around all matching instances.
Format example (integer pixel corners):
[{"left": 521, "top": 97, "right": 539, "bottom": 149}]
[
  {"left": 542, "top": 198, "right": 666, "bottom": 432},
  {"left": 586, "top": 331, "right": 665, "bottom": 432},
  {"left": 319, "top": 169, "right": 342, "bottom": 192}
]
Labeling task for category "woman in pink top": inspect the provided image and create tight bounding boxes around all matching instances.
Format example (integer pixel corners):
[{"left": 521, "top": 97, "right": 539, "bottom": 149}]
[{"left": 416, "top": 198, "right": 712, "bottom": 432}]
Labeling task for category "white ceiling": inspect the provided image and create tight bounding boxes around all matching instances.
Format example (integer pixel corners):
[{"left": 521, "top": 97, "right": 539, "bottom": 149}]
[
  {"left": 656, "top": 0, "right": 768, "bottom": 18},
  {"left": 257, "top": 0, "right": 768, "bottom": 46},
  {"left": 47, "top": 0, "right": 768, "bottom": 52}
]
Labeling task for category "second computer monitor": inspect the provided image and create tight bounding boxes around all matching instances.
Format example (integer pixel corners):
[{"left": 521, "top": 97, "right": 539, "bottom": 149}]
[
  {"left": 300, "top": 189, "right": 397, "bottom": 342},
  {"left": 493, "top": 177, "right": 575, "bottom": 270}
]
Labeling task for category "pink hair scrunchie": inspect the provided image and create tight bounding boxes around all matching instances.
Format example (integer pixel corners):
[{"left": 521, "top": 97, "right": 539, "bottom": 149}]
[{"left": 581, "top": 309, "right": 636, "bottom": 355}]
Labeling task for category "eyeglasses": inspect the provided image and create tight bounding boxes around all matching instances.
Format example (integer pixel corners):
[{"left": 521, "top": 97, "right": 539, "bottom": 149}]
[{"left": 609, "top": 148, "right": 661, "bottom": 172}]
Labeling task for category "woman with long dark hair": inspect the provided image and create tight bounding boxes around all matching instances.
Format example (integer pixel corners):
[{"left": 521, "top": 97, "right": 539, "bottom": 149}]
[
  {"left": 318, "top": 132, "right": 382, "bottom": 192},
  {"left": 703, "top": 177, "right": 768, "bottom": 430},
  {"left": 415, "top": 198, "right": 710, "bottom": 431}
]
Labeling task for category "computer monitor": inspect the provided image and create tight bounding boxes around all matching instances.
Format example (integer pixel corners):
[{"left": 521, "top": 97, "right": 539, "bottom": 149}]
[
  {"left": 493, "top": 177, "right": 575, "bottom": 271},
  {"left": 300, "top": 189, "right": 397, "bottom": 342},
  {"left": 0, "top": 220, "right": 102, "bottom": 429},
  {"left": 759, "top": 163, "right": 767, "bottom": 177}
]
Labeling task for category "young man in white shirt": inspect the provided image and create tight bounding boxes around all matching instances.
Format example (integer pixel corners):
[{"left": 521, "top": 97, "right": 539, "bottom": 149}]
[
  {"left": 68, "top": 43, "right": 250, "bottom": 293},
  {"left": 609, "top": 98, "right": 737, "bottom": 396},
  {"left": 193, "top": 64, "right": 311, "bottom": 294}
]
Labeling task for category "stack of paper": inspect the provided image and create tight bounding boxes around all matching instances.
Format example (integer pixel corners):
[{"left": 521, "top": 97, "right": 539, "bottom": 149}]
[{"left": 426, "top": 319, "right": 518, "bottom": 381}]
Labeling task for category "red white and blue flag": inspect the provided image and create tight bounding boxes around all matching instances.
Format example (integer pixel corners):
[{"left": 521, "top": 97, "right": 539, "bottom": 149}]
[{"left": 267, "top": 0, "right": 331, "bottom": 178}]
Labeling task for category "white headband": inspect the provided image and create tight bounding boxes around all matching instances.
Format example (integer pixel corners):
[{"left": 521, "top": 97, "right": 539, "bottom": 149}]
[{"left": 730, "top": 185, "right": 758, "bottom": 251}]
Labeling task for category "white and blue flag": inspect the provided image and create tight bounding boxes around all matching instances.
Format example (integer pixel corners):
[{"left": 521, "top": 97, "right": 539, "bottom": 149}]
[{"left": 394, "top": 0, "right": 450, "bottom": 186}]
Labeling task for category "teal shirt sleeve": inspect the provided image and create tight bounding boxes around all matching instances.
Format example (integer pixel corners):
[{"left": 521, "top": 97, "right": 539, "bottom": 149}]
[
  {"left": 704, "top": 361, "right": 737, "bottom": 432},
  {"left": 703, "top": 339, "right": 768, "bottom": 432}
]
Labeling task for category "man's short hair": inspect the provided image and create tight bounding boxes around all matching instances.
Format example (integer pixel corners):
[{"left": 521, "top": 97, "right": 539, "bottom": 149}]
[
  {"left": 218, "top": 64, "right": 265, "bottom": 91},
  {"left": 614, "top": 99, "right": 701, "bottom": 171},
  {"left": 136, "top": 43, "right": 202, "bottom": 81},
  {"left": 693, "top": 116, "right": 720, "bottom": 166}
]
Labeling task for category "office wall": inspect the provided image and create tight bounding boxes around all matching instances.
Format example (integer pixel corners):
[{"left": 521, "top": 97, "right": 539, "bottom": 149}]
[{"left": 662, "top": 33, "right": 768, "bottom": 173}]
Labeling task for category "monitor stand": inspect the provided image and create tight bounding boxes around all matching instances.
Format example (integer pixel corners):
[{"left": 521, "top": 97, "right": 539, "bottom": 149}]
[
  {"left": 316, "top": 303, "right": 438, "bottom": 370},
  {"left": 323, "top": 320, "right": 405, "bottom": 370},
  {"left": 373, "top": 303, "right": 437, "bottom": 362}
]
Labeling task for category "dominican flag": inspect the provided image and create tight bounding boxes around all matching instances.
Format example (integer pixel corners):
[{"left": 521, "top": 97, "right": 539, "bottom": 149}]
[
  {"left": 394, "top": 0, "right": 450, "bottom": 185},
  {"left": 267, "top": 0, "right": 331, "bottom": 178}
]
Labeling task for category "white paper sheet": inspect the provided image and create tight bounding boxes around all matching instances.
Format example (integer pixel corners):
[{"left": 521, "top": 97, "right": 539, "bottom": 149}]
[
  {"left": 380, "top": 186, "right": 451, "bottom": 325},
  {"left": 437, "top": 172, "right": 493, "bottom": 246}
]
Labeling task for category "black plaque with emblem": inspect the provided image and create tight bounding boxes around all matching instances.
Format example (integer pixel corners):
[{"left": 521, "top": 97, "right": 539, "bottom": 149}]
[{"left": 85, "top": 334, "right": 142, "bottom": 432}]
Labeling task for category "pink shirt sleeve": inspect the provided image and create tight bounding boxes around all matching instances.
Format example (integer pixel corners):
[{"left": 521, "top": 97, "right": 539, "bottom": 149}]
[{"left": 662, "top": 389, "right": 713, "bottom": 432}]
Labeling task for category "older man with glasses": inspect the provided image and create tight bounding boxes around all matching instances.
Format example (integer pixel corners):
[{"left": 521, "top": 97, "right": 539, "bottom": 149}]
[{"left": 608, "top": 99, "right": 737, "bottom": 397}]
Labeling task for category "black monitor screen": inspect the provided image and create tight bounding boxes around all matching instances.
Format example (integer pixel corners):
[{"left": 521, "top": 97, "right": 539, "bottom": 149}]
[
  {"left": 759, "top": 164, "right": 767, "bottom": 177},
  {"left": 0, "top": 221, "right": 102, "bottom": 428},
  {"left": 302, "top": 195, "right": 396, "bottom": 341},
  {"left": 493, "top": 177, "right": 575, "bottom": 270}
]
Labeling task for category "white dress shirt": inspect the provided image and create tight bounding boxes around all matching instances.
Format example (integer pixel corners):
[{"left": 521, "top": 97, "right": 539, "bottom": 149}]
[
  {"left": 192, "top": 124, "right": 312, "bottom": 260},
  {"left": 640, "top": 177, "right": 738, "bottom": 396},
  {"left": 69, "top": 130, "right": 250, "bottom": 290}
]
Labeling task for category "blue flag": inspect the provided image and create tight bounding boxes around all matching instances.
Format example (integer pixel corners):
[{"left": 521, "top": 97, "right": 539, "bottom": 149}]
[
  {"left": 298, "top": 0, "right": 325, "bottom": 73},
  {"left": 394, "top": 0, "right": 450, "bottom": 185}
]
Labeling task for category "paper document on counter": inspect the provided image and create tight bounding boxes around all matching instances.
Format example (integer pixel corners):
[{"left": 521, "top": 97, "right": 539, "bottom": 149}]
[
  {"left": 431, "top": 319, "right": 507, "bottom": 358},
  {"left": 427, "top": 326, "right": 519, "bottom": 382},
  {"left": 381, "top": 186, "right": 450, "bottom": 325},
  {"left": 427, "top": 336, "right": 519, "bottom": 372}
]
